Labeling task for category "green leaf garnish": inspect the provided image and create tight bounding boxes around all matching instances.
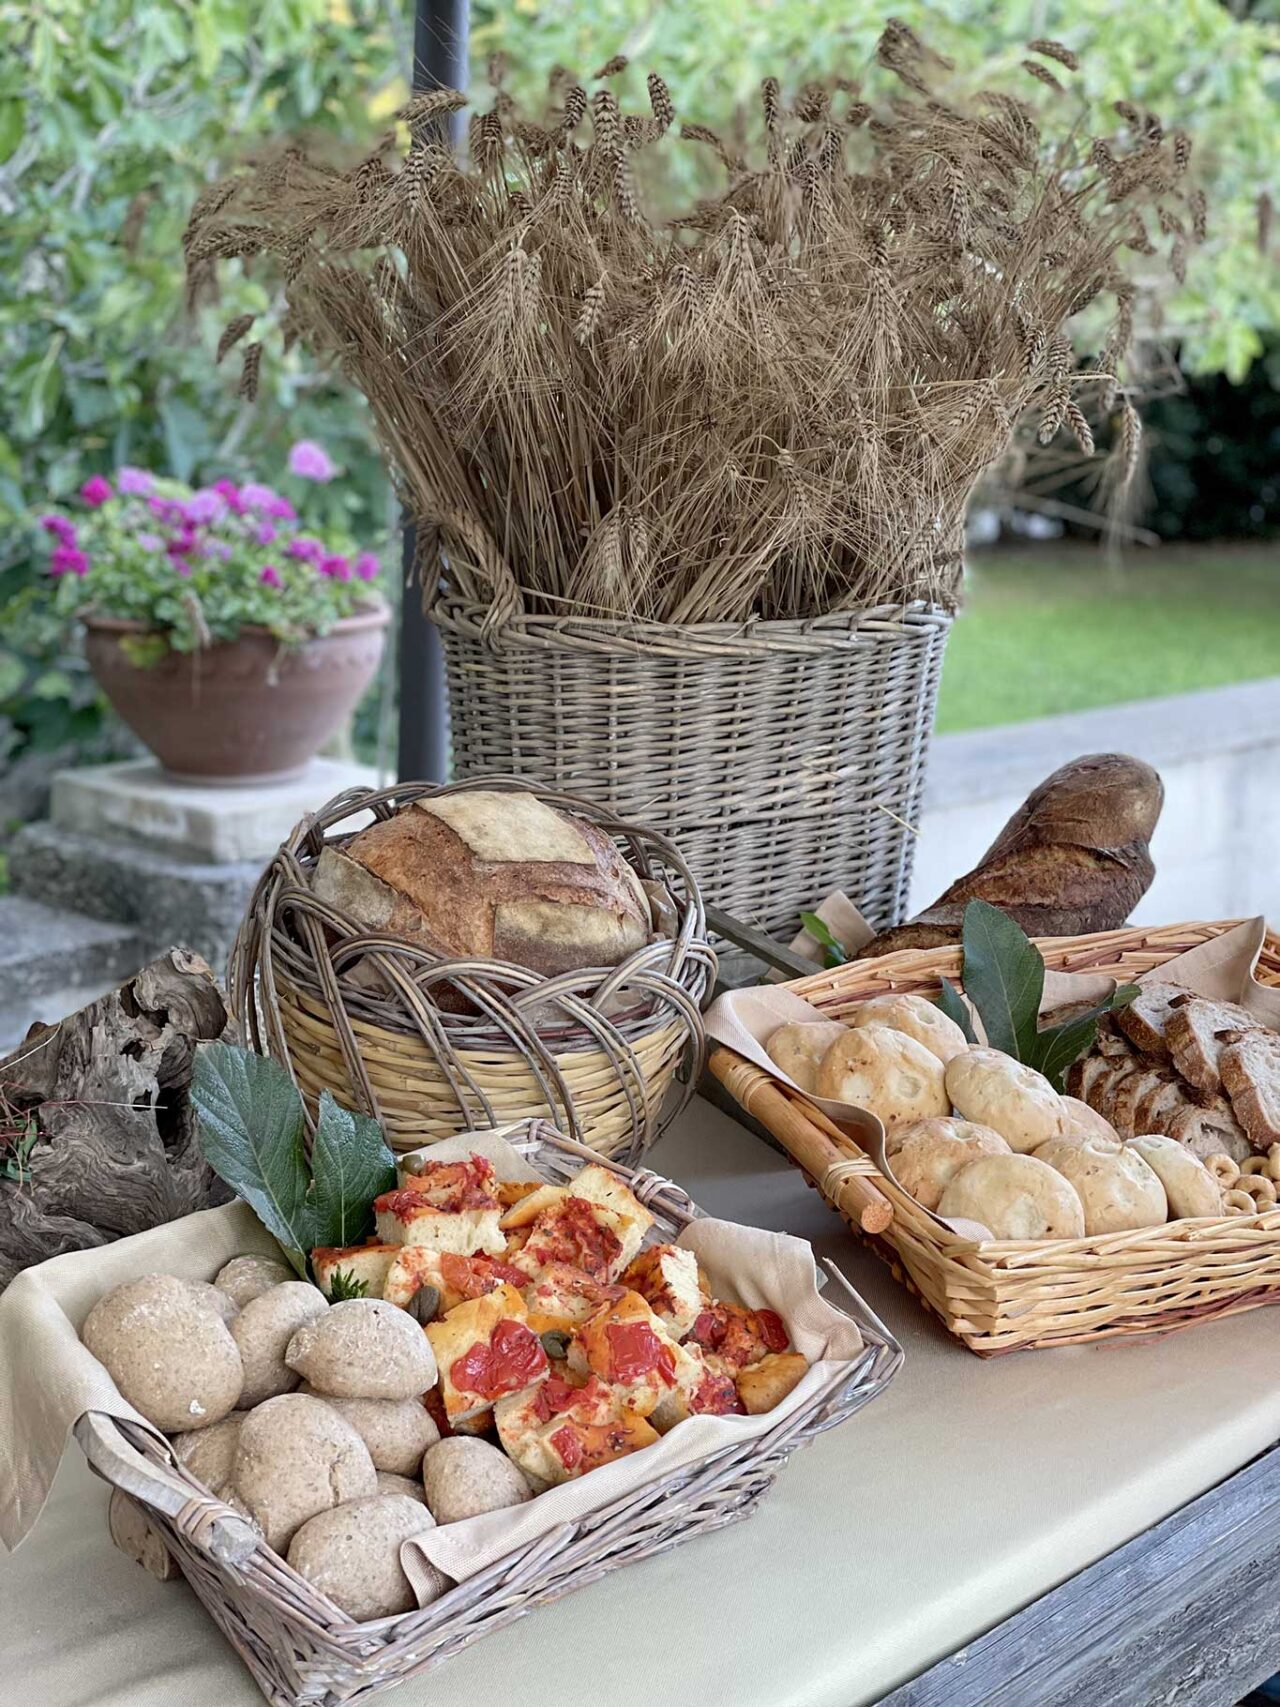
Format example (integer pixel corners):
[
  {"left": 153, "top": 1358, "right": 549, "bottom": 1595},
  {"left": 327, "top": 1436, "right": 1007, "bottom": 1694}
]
[
  {"left": 960, "top": 900, "right": 1045, "bottom": 1060},
  {"left": 935, "top": 975, "right": 978, "bottom": 1044},
  {"left": 1027, "top": 984, "right": 1141, "bottom": 1092},
  {"left": 192, "top": 1043, "right": 312, "bottom": 1276},
  {"left": 324, "top": 1267, "right": 370, "bottom": 1302},
  {"left": 309, "top": 1090, "right": 397, "bottom": 1251},
  {"left": 800, "top": 910, "right": 848, "bottom": 967}
]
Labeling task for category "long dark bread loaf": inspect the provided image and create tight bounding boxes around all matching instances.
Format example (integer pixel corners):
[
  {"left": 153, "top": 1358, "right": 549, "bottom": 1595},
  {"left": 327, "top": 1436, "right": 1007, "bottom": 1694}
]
[{"left": 858, "top": 753, "right": 1163, "bottom": 957}]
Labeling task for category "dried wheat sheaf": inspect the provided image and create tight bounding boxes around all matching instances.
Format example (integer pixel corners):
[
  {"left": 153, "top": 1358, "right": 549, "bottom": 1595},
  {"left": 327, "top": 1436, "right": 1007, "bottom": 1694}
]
[{"left": 186, "top": 30, "right": 1198, "bottom": 624}]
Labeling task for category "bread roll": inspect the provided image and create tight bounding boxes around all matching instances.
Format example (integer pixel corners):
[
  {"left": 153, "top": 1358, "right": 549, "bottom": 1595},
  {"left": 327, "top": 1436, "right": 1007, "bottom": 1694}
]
[
  {"left": 885, "top": 1118, "right": 1011, "bottom": 1210},
  {"left": 814, "top": 1024, "right": 949, "bottom": 1127},
  {"left": 82, "top": 1274, "right": 243, "bottom": 1433},
  {"left": 286, "top": 1299, "right": 438, "bottom": 1401},
  {"left": 1059, "top": 1096, "right": 1122, "bottom": 1149},
  {"left": 945, "top": 1049, "right": 1066, "bottom": 1153},
  {"left": 214, "top": 1255, "right": 294, "bottom": 1309},
  {"left": 1126, "top": 1135, "right": 1223, "bottom": 1220},
  {"left": 172, "top": 1413, "right": 244, "bottom": 1496},
  {"left": 765, "top": 1020, "right": 850, "bottom": 1093},
  {"left": 937, "top": 1154, "right": 1085, "bottom": 1240},
  {"left": 420, "top": 1436, "right": 533, "bottom": 1525},
  {"left": 286, "top": 1494, "right": 444, "bottom": 1621},
  {"left": 233, "top": 1394, "right": 377, "bottom": 1551},
  {"left": 1033, "top": 1137, "right": 1167, "bottom": 1234},
  {"left": 848, "top": 994, "right": 969, "bottom": 1065},
  {"left": 313, "top": 790, "right": 651, "bottom": 980},
  {"left": 231, "top": 1282, "right": 328, "bottom": 1408}
]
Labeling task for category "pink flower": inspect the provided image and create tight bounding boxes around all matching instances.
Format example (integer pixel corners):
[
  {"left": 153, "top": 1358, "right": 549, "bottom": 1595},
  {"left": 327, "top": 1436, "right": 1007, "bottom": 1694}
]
[
  {"left": 117, "top": 466, "right": 154, "bottom": 496},
  {"left": 259, "top": 565, "right": 282, "bottom": 588},
  {"left": 320, "top": 554, "right": 352, "bottom": 581},
  {"left": 148, "top": 496, "right": 182, "bottom": 521},
  {"left": 213, "top": 478, "right": 247, "bottom": 515},
  {"left": 167, "top": 534, "right": 195, "bottom": 558},
  {"left": 286, "top": 536, "right": 324, "bottom": 562},
  {"left": 182, "top": 489, "right": 225, "bottom": 525},
  {"left": 256, "top": 522, "right": 277, "bottom": 545},
  {"left": 287, "top": 440, "right": 335, "bottom": 483},
  {"left": 40, "top": 514, "right": 77, "bottom": 546},
  {"left": 354, "top": 552, "right": 380, "bottom": 582},
  {"left": 172, "top": 560, "right": 192, "bottom": 578},
  {"left": 49, "top": 545, "right": 89, "bottom": 577},
  {"left": 79, "top": 475, "right": 113, "bottom": 508},
  {"left": 137, "top": 532, "right": 163, "bottom": 552}
]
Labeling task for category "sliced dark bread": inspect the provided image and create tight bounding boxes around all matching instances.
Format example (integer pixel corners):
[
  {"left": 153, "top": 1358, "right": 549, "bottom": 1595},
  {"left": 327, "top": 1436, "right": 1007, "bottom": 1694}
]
[
  {"left": 1166, "top": 998, "right": 1262, "bottom": 1094},
  {"left": 1115, "top": 982, "right": 1194, "bottom": 1057},
  {"left": 1168, "top": 1098, "right": 1251, "bottom": 1164},
  {"left": 1220, "top": 1030, "right": 1280, "bottom": 1150}
]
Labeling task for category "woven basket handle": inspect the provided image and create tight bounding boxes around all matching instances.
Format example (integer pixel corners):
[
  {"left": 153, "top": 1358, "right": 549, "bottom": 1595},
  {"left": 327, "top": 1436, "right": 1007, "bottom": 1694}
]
[{"left": 75, "top": 1411, "right": 259, "bottom": 1569}]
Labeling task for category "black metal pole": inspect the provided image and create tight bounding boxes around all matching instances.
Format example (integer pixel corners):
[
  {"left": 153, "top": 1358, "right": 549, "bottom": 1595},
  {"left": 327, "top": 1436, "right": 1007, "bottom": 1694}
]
[{"left": 397, "top": 0, "right": 470, "bottom": 783}]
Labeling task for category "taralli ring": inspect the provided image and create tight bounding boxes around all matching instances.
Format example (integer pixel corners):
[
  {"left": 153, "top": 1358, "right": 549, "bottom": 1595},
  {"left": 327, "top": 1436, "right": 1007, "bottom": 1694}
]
[
  {"left": 1237, "top": 1174, "right": 1278, "bottom": 1209},
  {"left": 1241, "top": 1156, "right": 1270, "bottom": 1176},
  {"left": 1205, "top": 1153, "right": 1241, "bottom": 1188},
  {"left": 1223, "top": 1189, "right": 1256, "bottom": 1215},
  {"left": 1267, "top": 1144, "right": 1280, "bottom": 1183}
]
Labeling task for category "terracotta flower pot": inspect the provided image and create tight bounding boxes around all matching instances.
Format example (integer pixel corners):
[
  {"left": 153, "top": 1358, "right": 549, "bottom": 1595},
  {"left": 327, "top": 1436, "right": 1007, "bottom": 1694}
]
[{"left": 82, "top": 608, "right": 389, "bottom": 785}]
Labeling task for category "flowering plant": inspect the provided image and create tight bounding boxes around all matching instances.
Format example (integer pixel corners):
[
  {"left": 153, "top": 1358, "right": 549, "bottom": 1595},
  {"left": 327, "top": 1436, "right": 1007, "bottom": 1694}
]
[{"left": 38, "top": 444, "right": 384, "bottom": 663}]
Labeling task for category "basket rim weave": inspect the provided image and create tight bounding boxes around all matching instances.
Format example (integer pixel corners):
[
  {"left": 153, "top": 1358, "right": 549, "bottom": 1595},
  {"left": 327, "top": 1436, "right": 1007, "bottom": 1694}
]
[
  {"left": 432, "top": 591, "right": 953, "bottom": 660},
  {"left": 710, "top": 918, "right": 1280, "bottom": 1354},
  {"left": 230, "top": 776, "right": 716, "bottom": 1161},
  {"left": 81, "top": 1120, "right": 902, "bottom": 1706}
]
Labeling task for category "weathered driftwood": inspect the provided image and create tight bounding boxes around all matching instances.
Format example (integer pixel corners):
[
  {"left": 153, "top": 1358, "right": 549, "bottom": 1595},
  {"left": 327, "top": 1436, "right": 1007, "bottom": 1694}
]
[{"left": 0, "top": 946, "right": 232, "bottom": 1290}]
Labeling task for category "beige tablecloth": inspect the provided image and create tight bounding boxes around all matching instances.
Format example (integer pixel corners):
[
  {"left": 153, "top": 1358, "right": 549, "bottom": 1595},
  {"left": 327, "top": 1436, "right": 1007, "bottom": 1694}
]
[{"left": 4, "top": 1096, "right": 1280, "bottom": 1707}]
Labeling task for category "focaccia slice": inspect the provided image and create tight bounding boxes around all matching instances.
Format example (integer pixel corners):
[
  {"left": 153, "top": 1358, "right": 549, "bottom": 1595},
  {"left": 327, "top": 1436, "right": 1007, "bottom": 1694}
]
[
  {"left": 374, "top": 1188, "right": 506, "bottom": 1256},
  {"left": 311, "top": 1242, "right": 398, "bottom": 1300},
  {"left": 620, "top": 1244, "right": 706, "bottom": 1341},
  {"left": 566, "top": 1290, "right": 699, "bottom": 1418},
  {"left": 735, "top": 1352, "right": 810, "bottom": 1415},
  {"left": 510, "top": 1193, "right": 638, "bottom": 1283},
  {"left": 522, "top": 1262, "right": 625, "bottom": 1337},
  {"left": 685, "top": 1300, "right": 791, "bottom": 1373},
  {"left": 395, "top": 1154, "right": 501, "bottom": 1208},
  {"left": 495, "top": 1372, "right": 659, "bottom": 1486},
  {"left": 426, "top": 1283, "right": 548, "bottom": 1425},
  {"left": 649, "top": 1341, "right": 745, "bottom": 1433},
  {"left": 383, "top": 1247, "right": 530, "bottom": 1316}
]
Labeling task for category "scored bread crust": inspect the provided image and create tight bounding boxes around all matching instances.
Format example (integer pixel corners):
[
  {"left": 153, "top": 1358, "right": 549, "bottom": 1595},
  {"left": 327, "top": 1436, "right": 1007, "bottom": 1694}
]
[{"left": 329, "top": 792, "right": 650, "bottom": 978}]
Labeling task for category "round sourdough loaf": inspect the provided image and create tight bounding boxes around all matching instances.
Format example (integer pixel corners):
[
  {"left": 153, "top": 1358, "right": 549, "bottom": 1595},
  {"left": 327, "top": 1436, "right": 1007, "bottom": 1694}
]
[
  {"left": 312, "top": 790, "right": 652, "bottom": 979},
  {"left": 885, "top": 1117, "right": 1011, "bottom": 1210}
]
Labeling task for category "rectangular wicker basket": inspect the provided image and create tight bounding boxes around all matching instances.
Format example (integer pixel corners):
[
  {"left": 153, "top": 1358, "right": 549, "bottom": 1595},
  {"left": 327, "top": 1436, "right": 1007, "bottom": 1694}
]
[
  {"left": 77, "top": 1121, "right": 901, "bottom": 1706},
  {"left": 709, "top": 920, "right": 1280, "bottom": 1357}
]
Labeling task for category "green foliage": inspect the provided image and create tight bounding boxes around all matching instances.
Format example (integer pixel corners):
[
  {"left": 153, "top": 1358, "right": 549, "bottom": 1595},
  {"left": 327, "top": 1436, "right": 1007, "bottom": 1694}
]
[
  {"left": 41, "top": 471, "right": 385, "bottom": 653},
  {"left": 191, "top": 1043, "right": 397, "bottom": 1276},
  {"left": 0, "top": 0, "right": 402, "bottom": 767},
  {"left": 799, "top": 911, "right": 848, "bottom": 969},
  {"left": 324, "top": 1267, "right": 370, "bottom": 1302}
]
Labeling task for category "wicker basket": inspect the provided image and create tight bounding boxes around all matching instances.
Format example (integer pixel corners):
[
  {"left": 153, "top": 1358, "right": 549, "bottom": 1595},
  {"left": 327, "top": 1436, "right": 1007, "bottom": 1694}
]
[
  {"left": 230, "top": 779, "right": 715, "bottom": 1163},
  {"left": 709, "top": 919, "right": 1280, "bottom": 1356},
  {"left": 81, "top": 1122, "right": 902, "bottom": 1707},
  {"left": 433, "top": 596, "right": 952, "bottom": 940}
]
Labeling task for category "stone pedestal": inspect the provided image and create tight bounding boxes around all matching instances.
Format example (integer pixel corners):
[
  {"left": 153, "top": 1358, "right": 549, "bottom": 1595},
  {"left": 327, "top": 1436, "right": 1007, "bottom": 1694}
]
[{"left": 8, "top": 758, "right": 381, "bottom": 992}]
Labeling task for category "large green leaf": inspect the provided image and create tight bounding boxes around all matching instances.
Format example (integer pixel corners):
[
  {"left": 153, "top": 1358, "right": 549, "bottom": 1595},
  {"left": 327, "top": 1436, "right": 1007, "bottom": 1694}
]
[
  {"left": 960, "top": 900, "right": 1045, "bottom": 1061},
  {"left": 308, "top": 1090, "right": 397, "bottom": 1251},
  {"left": 192, "top": 1043, "right": 312, "bottom": 1275},
  {"left": 935, "top": 975, "right": 978, "bottom": 1044},
  {"left": 1028, "top": 985, "right": 1141, "bottom": 1092}
]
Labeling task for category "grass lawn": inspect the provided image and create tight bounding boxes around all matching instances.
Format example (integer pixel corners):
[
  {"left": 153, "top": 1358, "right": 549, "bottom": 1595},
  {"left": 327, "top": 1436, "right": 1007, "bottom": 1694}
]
[{"left": 935, "top": 542, "right": 1280, "bottom": 734}]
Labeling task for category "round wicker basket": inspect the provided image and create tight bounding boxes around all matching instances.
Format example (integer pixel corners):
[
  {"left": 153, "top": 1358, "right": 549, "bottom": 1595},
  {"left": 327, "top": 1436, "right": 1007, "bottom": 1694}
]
[
  {"left": 230, "top": 778, "right": 716, "bottom": 1162},
  {"left": 433, "top": 597, "right": 953, "bottom": 943}
]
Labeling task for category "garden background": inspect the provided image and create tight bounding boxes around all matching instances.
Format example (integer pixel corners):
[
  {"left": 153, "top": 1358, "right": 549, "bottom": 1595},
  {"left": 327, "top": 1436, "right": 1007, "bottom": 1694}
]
[{"left": 2, "top": 0, "right": 1277, "bottom": 842}]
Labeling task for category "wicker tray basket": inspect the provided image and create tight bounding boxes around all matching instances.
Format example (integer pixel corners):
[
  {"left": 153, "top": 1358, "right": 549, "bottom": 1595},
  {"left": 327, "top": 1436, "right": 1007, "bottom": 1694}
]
[
  {"left": 709, "top": 920, "right": 1280, "bottom": 1356},
  {"left": 434, "top": 596, "right": 952, "bottom": 942},
  {"left": 230, "top": 778, "right": 716, "bottom": 1163},
  {"left": 79, "top": 1121, "right": 902, "bottom": 1707}
]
